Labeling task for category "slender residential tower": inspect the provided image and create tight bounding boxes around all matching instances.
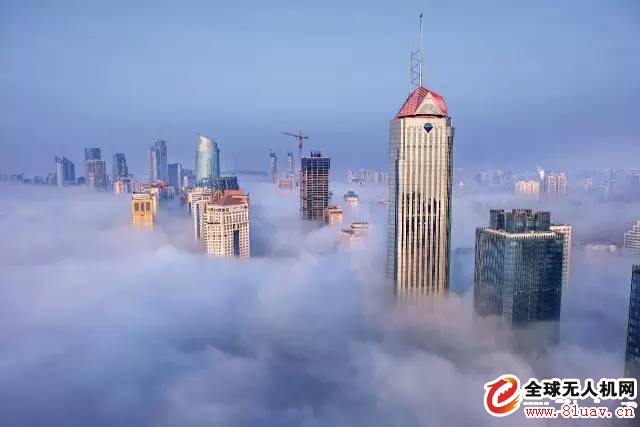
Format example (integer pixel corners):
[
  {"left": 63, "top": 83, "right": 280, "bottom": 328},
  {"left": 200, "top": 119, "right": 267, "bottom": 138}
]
[{"left": 387, "top": 15, "right": 454, "bottom": 294}]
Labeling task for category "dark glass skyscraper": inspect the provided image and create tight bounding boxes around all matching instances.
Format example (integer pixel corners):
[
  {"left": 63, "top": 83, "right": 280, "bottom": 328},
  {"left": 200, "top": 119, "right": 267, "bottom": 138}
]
[
  {"left": 626, "top": 265, "right": 640, "bottom": 378},
  {"left": 84, "top": 148, "right": 106, "bottom": 190},
  {"left": 55, "top": 156, "right": 75, "bottom": 186},
  {"left": 149, "top": 140, "right": 168, "bottom": 182},
  {"left": 300, "top": 152, "right": 330, "bottom": 221},
  {"left": 112, "top": 153, "right": 128, "bottom": 179},
  {"left": 84, "top": 147, "right": 101, "bottom": 161},
  {"left": 168, "top": 162, "right": 182, "bottom": 189},
  {"left": 474, "top": 209, "right": 564, "bottom": 324}
]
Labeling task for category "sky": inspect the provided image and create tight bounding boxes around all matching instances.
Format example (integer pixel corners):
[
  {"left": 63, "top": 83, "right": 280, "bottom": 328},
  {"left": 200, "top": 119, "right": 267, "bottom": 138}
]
[
  {"left": 0, "top": 178, "right": 638, "bottom": 426},
  {"left": 1, "top": 0, "right": 639, "bottom": 177}
]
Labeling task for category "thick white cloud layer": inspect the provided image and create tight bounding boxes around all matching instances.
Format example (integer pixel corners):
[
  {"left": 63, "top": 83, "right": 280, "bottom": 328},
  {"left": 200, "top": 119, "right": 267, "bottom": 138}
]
[{"left": 0, "top": 180, "right": 637, "bottom": 426}]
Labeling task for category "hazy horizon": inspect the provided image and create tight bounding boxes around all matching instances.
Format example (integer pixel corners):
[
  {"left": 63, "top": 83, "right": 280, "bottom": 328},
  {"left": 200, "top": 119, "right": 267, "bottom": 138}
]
[{"left": 2, "top": 0, "right": 639, "bottom": 177}]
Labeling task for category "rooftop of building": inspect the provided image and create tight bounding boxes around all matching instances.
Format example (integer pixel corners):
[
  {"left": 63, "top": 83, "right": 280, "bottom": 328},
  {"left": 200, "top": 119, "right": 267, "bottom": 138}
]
[
  {"left": 396, "top": 86, "right": 448, "bottom": 118},
  {"left": 213, "top": 194, "right": 246, "bottom": 207}
]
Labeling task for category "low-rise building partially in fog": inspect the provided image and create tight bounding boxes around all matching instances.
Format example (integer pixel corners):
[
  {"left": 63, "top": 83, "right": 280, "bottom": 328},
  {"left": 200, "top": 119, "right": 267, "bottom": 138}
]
[
  {"left": 344, "top": 191, "right": 359, "bottom": 207},
  {"left": 276, "top": 175, "right": 296, "bottom": 191},
  {"left": 325, "top": 206, "right": 343, "bottom": 225},
  {"left": 341, "top": 222, "right": 369, "bottom": 239}
]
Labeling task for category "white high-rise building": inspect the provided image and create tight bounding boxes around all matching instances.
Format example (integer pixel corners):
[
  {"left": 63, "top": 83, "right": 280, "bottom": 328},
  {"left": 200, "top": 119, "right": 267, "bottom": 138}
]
[
  {"left": 387, "top": 85, "right": 454, "bottom": 294},
  {"left": 542, "top": 173, "right": 567, "bottom": 200},
  {"left": 551, "top": 224, "right": 572, "bottom": 287},
  {"left": 187, "top": 187, "right": 214, "bottom": 241},
  {"left": 624, "top": 221, "right": 640, "bottom": 254},
  {"left": 514, "top": 180, "right": 540, "bottom": 196},
  {"left": 202, "top": 194, "right": 250, "bottom": 257}
]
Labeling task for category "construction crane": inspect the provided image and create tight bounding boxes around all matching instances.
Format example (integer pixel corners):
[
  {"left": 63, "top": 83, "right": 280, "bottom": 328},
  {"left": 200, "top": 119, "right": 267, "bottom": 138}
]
[{"left": 281, "top": 131, "right": 308, "bottom": 168}]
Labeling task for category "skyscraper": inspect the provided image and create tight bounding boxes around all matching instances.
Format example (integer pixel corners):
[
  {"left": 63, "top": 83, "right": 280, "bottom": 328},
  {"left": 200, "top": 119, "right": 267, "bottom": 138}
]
[
  {"left": 168, "top": 162, "right": 182, "bottom": 189},
  {"left": 187, "top": 187, "right": 214, "bottom": 241},
  {"left": 514, "top": 180, "right": 540, "bottom": 196},
  {"left": 474, "top": 209, "right": 564, "bottom": 324},
  {"left": 84, "top": 147, "right": 103, "bottom": 189},
  {"left": 269, "top": 151, "right": 277, "bottom": 181},
  {"left": 195, "top": 135, "right": 220, "bottom": 184},
  {"left": 55, "top": 157, "right": 64, "bottom": 188},
  {"left": 54, "top": 156, "right": 75, "bottom": 187},
  {"left": 300, "top": 152, "right": 330, "bottom": 221},
  {"left": 625, "top": 265, "right": 640, "bottom": 378},
  {"left": 550, "top": 224, "right": 572, "bottom": 287},
  {"left": 149, "top": 140, "right": 168, "bottom": 183},
  {"left": 624, "top": 221, "right": 640, "bottom": 254},
  {"left": 86, "top": 159, "right": 107, "bottom": 190},
  {"left": 387, "top": 87, "right": 454, "bottom": 294},
  {"left": 85, "top": 147, "right": 101, "bottom": 161},
  {"left": 542, "top": 173, "right": 567, "bottom": 200},
  {"left": 202, "top": 194, "right": 250, "bottom": 257},
  {"left": 287, "top": 152, "right": 294, "bottom": 176},
  {"left": 112, "top": 153, "right": 128, "bottom": 179}
]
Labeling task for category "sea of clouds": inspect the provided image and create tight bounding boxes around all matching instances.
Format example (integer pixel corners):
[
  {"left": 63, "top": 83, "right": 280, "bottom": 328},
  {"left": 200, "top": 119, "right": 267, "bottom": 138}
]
[{"left": 0, "top": 179, "right": 638, "bottom": 426}]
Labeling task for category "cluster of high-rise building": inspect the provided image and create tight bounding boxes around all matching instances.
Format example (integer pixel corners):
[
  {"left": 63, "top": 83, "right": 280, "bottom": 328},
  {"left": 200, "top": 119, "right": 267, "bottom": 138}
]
[
  {"left": 347, "top": 169, "right": 388, "bottom": 186},
  {"left": 4, "top": 15, "right": 639, "bottom": 378}
]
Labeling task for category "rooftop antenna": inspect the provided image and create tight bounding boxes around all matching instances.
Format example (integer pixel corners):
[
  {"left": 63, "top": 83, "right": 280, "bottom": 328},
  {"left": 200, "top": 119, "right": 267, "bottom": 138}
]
[{"left": 409, "top": 13, "right": 424, "bottom": 93}]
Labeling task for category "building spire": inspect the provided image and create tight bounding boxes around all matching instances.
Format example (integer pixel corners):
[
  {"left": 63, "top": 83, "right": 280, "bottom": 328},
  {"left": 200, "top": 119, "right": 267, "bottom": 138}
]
[{"left": 409, "top": 13, "right": 424, "bottom": 93}]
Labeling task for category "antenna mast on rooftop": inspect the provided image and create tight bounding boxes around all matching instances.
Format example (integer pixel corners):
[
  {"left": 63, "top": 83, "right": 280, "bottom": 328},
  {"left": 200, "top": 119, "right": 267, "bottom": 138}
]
[{"left": 409, "top": 13, "right": 424, "bottom": 93}]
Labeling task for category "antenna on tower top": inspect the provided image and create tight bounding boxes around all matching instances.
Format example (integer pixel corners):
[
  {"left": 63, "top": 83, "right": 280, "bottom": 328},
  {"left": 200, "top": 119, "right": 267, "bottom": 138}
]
[{"left": 409, "top": 13, "right": 424, "bottom": 93}]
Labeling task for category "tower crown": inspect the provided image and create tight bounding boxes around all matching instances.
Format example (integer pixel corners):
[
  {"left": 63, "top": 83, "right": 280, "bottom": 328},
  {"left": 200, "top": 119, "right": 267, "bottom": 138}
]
[{"left": 396, "top": 86, "right": 448, "bottom": 118}]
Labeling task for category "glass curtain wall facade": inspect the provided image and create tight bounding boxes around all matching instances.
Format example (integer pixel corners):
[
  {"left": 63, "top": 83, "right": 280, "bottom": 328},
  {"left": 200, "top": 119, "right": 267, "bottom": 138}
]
[
  {"left": 474, "top": 209, "right": 564, "bottom": 324},
  {"left": 195, "top": 135, "right": 220, "bottom": 184}
]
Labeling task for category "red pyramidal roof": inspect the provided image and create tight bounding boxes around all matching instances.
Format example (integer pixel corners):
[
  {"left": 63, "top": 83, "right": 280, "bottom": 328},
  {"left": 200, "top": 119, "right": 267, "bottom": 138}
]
[
  {"left": 215, "top": 194, "right": 244, "bottom": 207},
  {"left": 396, "top": 86, "right": 448, "bottom": 118}
]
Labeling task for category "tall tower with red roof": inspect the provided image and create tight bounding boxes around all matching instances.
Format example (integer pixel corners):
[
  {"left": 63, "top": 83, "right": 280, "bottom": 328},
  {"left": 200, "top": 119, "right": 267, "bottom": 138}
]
[{"left": 387, "top": 18, "right": 454, "bottom": 294}]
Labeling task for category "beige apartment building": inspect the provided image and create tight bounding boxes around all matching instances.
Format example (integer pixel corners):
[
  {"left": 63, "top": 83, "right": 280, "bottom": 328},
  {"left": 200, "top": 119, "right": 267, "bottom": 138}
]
[
  {"left": 202, "top": 194, "right": 250, "bottom": 257},
  {"left": 131, "top": 192, "right": 155, "bottom": 228}
]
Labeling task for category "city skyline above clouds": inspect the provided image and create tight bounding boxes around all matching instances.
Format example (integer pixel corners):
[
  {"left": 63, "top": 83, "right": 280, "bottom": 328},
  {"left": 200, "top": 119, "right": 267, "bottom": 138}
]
[
  {"left": 1, "top": 1, "right": 639, "bottom": 425},
  {"left": 1, "top": 0, "right": 639, "bottom": 176}
]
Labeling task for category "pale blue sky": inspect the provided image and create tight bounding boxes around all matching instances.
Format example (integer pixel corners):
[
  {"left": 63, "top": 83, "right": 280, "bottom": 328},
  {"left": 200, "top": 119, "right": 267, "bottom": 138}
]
[{"left": 1, "top": 0, "right": 638, "bottom": 177}]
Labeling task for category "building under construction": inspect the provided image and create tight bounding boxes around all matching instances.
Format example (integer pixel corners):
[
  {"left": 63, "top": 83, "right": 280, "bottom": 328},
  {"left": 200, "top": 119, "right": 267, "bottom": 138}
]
[{"left": 300, "top": 152, "right": 330, "bottom": 221}]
